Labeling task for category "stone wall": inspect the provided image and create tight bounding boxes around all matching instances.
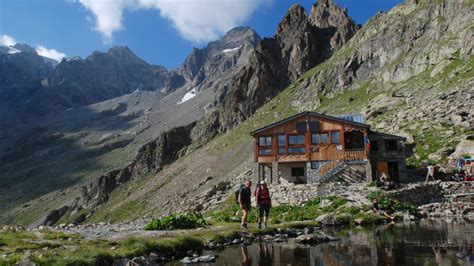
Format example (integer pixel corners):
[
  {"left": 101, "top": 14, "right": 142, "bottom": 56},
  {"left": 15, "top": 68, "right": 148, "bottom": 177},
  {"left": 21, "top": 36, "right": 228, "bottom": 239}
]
[
  {"left": 388, "top": 181, "right": 473, "bottom": 206},
  {"left": 269, "top": 184, "right": 319, "bottom": 206},
  {"left": 306, "top": 161, "right": 320, "bottom": 184}
]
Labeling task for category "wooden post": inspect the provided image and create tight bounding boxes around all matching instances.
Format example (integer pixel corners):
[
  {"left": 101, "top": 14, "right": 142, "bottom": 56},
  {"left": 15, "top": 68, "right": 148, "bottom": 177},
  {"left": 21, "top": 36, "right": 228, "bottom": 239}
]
[
  {"left": 254, "top": 140, "right": 258, "bottom": 162},
  {"left": 305, "top": 114, "right": 311, "bottom": 161},
  {"left": 272, "top": 135, "right": 278, "bottom": 161}
]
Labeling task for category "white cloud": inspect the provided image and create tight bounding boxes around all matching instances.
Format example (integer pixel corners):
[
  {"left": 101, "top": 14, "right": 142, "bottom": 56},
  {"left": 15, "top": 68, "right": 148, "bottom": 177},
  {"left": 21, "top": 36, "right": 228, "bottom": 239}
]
[
  {"left": 0, "top": 34, "right": 65, "bottom": 61},
  {"left": 0, "top": 35, "right": 17, "bottom": 47},
  {"left": 36, "top": 45, "right": 66, "bottom": 61},
  {"left": 78, "top": 0, "right": 271, "bottom": 43}
]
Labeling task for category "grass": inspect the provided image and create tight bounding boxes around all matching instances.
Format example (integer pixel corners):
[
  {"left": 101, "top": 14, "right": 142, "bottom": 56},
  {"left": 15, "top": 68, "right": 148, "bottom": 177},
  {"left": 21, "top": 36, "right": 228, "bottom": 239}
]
[{"left": 0, "top": 228, "right": 204, "bottom": 266}]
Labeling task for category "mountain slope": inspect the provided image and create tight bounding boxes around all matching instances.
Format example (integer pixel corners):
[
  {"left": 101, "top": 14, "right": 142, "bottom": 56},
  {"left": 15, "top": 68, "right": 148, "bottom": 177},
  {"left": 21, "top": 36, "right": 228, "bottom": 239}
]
[
  {"left": 0, "top": 27, "right": 261, "bottom": 224},
  {"left": 2, "top": 0, "right": 472, "bottom": 226},
  {"left": 45, "top": 0, "right": 473, "bottom": 223}
]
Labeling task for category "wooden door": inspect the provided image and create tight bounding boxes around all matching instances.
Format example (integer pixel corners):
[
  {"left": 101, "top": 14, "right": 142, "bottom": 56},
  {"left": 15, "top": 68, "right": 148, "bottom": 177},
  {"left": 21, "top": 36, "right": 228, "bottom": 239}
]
[{"left": 376, "top": 161, "right": 388, "bottom": 178}]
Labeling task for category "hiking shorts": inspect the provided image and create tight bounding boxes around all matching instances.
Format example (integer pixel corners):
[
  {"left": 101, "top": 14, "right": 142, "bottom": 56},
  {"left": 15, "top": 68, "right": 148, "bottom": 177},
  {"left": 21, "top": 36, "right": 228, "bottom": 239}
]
[
  {"left": 241, "top": 202, "right": 251, "bottom": 212},
  {"left": 258, "top": 203, "right": 270, "bottom": 217}
]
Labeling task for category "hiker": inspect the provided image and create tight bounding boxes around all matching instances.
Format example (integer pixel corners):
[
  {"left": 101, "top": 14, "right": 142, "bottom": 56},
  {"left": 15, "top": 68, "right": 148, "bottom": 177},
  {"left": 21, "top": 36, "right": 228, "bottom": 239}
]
[
  {"left": 425, "top": 164, "right": 435, "bottom": 182},
  {"left": 238, "top": 180, "right": 252, "bottom": 229},
  {"left": 255, "top": 180, "right": 271, "bottom": 229}
]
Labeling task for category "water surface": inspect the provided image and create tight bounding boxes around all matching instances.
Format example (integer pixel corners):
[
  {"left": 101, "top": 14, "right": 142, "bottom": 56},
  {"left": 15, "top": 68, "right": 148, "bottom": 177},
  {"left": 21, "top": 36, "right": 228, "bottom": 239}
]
[{"left": 170, "top": 220, "right": 474, "bottom": 265}]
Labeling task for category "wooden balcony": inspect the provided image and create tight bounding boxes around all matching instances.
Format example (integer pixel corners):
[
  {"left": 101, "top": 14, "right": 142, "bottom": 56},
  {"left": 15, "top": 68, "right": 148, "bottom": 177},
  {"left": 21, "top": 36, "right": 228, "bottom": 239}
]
[{"left": 338, "top": 149, "right": 367, "bottom": 161}]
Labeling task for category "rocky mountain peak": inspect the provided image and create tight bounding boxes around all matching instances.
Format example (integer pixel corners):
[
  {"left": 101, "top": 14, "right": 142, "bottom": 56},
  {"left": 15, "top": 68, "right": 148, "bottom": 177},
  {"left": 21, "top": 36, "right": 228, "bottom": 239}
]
[
  {"left": 219, "top": 26, "right": 261, "bottom": 47},
  {"left": 104, "top": 45, "right": 149, "bottom": 66},
  {"left": 309, "top": 0, "right": 358, "bottom": 50},
  {"left": 277, "top": 4, "right": 308, "bottom": 36},
  {"left": 12, "top": 43, "right": 37, "bottom": 53},
  {"left": 181, "top": 26, "right": 261, "bottom": 81}
]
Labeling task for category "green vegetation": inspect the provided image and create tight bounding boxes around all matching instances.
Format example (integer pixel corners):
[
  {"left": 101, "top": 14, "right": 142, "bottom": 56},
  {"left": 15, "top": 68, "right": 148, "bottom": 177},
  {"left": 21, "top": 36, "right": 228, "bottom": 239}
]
[
  {"left": 366, "top": 191, "right": 416, "bottom": 214},
  {"left": 0, "top": 228, "right": 203, "bottom": 266},
  {"left": 144, "top": 212, "right": 208, "bottom": 231},
  {"left": 205, "top": 193, "right": 396, "bottom": 227}
]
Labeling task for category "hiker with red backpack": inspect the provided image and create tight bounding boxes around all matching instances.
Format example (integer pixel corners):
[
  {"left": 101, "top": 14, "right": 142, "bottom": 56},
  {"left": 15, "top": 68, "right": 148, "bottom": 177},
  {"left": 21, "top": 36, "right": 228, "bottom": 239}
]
[{"left": 254, "top": 180, "right": 271, "bottom": 229}]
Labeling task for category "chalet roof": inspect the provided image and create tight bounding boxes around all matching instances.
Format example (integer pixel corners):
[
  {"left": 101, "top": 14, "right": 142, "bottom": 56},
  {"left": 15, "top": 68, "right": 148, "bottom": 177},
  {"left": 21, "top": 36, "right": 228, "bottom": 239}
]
[
  {"left": 250, "top": 111, "right": 370, "bottom": 135},
  {"left": 369, "top": 130, "right": 407, "bottom": 141}
]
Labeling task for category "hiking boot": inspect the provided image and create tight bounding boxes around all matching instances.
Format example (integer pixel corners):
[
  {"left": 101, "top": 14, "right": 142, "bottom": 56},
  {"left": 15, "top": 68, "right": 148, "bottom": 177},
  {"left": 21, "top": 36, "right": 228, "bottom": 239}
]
[
  {"left": 257, "top": 223, "right": 262, "bottom": 229},
  {"left": 240, "top": 223, "right": 248, "bottom": 230}
]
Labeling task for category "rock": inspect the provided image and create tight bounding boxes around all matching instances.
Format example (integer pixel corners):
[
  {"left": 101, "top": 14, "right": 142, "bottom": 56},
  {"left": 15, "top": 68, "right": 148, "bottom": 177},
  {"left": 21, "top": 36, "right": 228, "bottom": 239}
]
[
  {"left": 449, "top": 138, "right": 474, "bottom": 159},
  {"left": 303, "top": 227, "right": 314, "bottom": 234},
  {"left": 295, "top": 233, "right": 331, "bottom": 245}
]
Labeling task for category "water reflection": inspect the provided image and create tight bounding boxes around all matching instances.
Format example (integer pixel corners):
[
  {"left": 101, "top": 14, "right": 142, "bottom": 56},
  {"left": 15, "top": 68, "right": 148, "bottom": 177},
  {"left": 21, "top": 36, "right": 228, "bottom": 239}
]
[{"left": 192, "top": 220, "right": 474, "bottom": 266}]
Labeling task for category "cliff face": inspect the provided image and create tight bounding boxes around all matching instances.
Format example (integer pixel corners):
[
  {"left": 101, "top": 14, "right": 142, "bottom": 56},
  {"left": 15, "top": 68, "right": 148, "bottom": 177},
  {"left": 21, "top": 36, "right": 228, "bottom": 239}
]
[{"left": 217, "top": 0, "right": 357, "bottom": 131}]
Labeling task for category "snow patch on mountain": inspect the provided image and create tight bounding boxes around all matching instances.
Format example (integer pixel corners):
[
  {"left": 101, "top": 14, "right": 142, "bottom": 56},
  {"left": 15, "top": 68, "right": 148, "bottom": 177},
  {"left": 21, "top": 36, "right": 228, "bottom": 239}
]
[
  {"left": 178, "top": 89, "right": 197, "bottom": 104},
  {"left": 222, "top": 46, "right": 241, "bottom": 53}
]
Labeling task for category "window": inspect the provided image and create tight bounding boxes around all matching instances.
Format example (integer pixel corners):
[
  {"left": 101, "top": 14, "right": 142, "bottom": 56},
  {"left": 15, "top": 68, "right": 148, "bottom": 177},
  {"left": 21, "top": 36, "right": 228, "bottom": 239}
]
[
  {"left": 386, "top": 139, "right": 398, "bottom": 151},
  {"left": 310, "top": 161, "right": 319, "bottom": 169},
  {"left": 278, "top": 135, "right": 286, "bottom": 146},
  {"left": 289, "top": 135, "right": 305, "bottom": 145},
  {"left": 278, "top": 148, "right": 287, "bottom": 154},
  {"left": 296, "top": 122, "right": 307, "bottom": 133},
  {"left": 258, "top": 136, "right": 272, "bottom": 147},
  {"left": 258, "top": 149, "right": 272, "bottom": 155},
  {"left": 288, "top": 147, "right": 306, "bottom": 153},
  {"left": 312, "top": 133, "right": 328, "bottom": 144},
  {"left": 291, "top": 167, "right": 305, "bottom": 177},
  {"left": 309, "top": 121, "right": 319, "bottom": 132},
  {"left": 331, "top": 131, "right": 341, "bottom": 144}
]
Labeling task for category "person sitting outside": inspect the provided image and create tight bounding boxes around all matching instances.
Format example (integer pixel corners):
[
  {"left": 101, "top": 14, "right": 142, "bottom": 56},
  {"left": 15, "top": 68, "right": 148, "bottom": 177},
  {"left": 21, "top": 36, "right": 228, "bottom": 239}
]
[
  {"left": 371, "top": 199, "right": 395, "bottom": 221},
  {"left": 238, "top": 180, "right": 252, "bottom": 230},
  {"left": 378, "top": 172, "right": 395, "bottom": 190},
  {"left": 255, "top": 180, "right": 271, "bottom": 229}
]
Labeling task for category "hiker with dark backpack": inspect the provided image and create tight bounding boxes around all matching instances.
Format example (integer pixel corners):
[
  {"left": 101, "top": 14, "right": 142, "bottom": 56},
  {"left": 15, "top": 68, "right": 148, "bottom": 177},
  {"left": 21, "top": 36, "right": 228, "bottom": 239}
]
[
  {"left": 255, "top": 180, "right": 271, "bottom": 229},
  {"left": 238, "top": 180, "right": 252, "bottom": 229}
]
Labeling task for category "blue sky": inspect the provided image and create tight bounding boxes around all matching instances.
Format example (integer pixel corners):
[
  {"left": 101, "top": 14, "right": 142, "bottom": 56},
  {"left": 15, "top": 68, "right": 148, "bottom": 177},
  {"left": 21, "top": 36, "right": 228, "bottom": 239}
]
[{"left": 0, "top": 0, "right": 403, "bottom": 68}]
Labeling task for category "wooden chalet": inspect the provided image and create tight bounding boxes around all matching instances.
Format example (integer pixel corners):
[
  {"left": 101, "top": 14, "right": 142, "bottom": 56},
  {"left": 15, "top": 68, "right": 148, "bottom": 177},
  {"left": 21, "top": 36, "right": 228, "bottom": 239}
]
[{"left": 250, "top": 112, "right": 407, "bottom": 185}]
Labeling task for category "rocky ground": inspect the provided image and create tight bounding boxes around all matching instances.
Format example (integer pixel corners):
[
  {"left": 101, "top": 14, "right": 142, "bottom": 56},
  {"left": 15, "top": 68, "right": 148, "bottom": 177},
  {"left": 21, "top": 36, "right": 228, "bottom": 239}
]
[{"left": 5, "top": 180, "right": 468, "bottom": 241}]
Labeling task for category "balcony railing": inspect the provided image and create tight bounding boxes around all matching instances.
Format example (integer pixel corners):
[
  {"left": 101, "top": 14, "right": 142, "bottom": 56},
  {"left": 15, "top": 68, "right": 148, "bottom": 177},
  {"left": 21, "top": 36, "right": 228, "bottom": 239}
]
[{"left": 339, "top": 149, "right": 367, "bottom": 161}]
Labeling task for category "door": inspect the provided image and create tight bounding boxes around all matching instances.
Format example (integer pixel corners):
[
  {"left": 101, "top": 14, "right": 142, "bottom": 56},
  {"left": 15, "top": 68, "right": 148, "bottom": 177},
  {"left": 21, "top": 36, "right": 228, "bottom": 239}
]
[
  {"left": 376, "top": 161, "right": 388, "bottom": 178},
  {"left": 388, "top": 161, "right": 399, "bottom": 182}
]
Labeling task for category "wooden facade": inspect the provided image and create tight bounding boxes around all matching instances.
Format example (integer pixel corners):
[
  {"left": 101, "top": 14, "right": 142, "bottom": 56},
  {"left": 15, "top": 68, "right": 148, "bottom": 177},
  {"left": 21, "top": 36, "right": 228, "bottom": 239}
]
[
  {"left": 252, "top": 112, "right": 369, "bottom": 164},
  {"left": 250, "top": 112, "right": 408, "bottom": 184}
]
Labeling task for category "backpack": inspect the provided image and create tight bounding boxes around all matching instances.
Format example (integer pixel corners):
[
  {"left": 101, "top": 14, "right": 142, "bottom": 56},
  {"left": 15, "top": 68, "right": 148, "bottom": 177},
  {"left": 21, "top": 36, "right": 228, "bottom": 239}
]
[{"left": 234, "top": 185, "right": 244, "bottom": 204}]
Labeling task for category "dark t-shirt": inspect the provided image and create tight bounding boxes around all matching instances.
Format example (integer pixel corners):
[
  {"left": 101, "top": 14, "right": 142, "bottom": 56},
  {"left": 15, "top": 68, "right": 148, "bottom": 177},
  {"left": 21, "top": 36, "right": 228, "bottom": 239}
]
[{"left": 239, "top": 186, "right": 251, "bottom": 204}]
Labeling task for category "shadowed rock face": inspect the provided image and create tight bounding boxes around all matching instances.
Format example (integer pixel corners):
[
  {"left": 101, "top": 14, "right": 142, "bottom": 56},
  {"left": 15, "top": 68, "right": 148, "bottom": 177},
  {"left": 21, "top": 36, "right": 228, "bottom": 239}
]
[
  {"left": 309, "top": 0, "right": 359, "bottom": 52},
  {"left": 216, "top": 1, "right": 358, "bottom": 131}
]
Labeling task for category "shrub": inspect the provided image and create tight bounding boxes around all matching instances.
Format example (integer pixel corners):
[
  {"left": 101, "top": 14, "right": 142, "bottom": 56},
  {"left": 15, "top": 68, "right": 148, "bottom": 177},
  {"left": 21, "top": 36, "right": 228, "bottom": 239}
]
[
  {"left": 144, "top": 212, "right": 208, "bottom": 231},
  {"left": 366, "top": 192, "right": 416, "bottom": 214}
]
